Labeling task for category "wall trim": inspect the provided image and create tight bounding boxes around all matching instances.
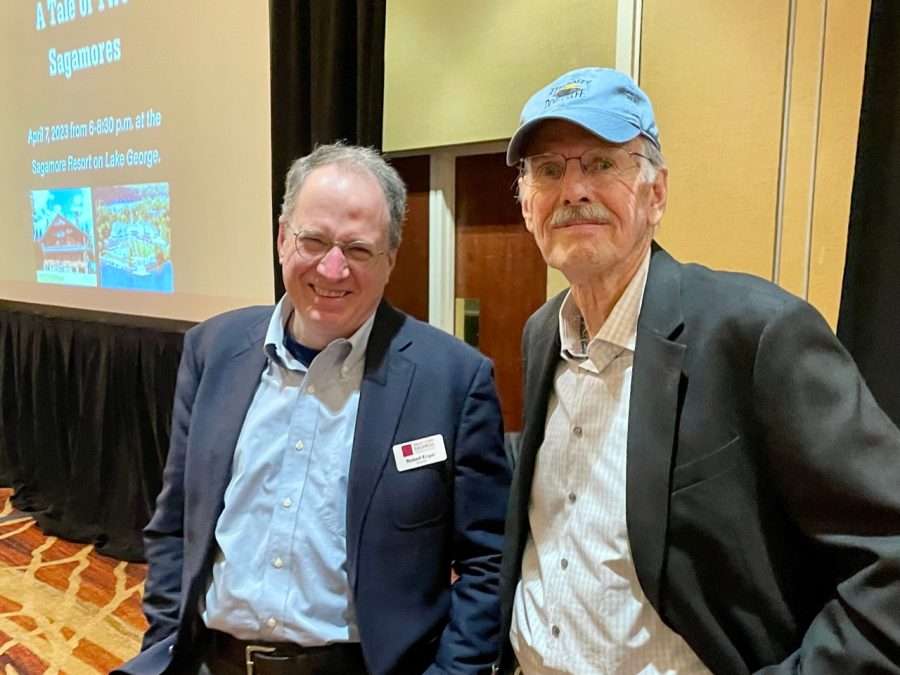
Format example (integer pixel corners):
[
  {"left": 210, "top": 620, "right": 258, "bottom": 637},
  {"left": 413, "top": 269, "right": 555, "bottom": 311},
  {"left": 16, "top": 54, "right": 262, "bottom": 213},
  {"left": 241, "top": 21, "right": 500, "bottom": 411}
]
[
  {"left": 616, "top": 0, "right": 642, "bottom": 79},
  {"left": 805, "top": 0, "right": 829, "bottom": 299},
  {"left": 428, "top": 151, "right": 456, "bottom": 333},
  {"left": 773, "top": 0, "right": 798, "bottom": 285}
]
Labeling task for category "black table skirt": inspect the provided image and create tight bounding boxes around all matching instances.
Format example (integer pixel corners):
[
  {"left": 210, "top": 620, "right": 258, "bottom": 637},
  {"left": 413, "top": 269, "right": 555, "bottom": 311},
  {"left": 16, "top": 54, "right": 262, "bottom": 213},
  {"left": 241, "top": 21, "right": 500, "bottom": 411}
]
[{"left": 0, "top": 301, "right": 191, "bottom": 561}]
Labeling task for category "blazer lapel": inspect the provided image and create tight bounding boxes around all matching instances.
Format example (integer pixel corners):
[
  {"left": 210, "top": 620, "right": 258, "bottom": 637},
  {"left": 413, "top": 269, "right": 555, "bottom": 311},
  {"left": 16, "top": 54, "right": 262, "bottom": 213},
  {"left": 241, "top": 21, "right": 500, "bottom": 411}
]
[
  {"left": 626, "top": 245, "right": 686, "bottom": 611},
  {"left": 205, "top": 318, "right": 270, "bottom": 503},
  {"left": 507, "top": 296, "right": 565, "bottom": 570},
  {"left": 185, "top": 312, "right": 269, "bottom": 586},
  {"left": 346, "top": 303, "right": 413, "bottom": 590}
]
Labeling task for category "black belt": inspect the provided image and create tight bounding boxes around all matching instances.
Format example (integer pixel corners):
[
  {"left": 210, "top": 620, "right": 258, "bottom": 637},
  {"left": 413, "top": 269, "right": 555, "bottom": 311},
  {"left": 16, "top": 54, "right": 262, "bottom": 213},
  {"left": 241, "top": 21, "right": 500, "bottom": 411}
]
[{"left": 207, "top": 629, "right": 367, "bottom": 675}]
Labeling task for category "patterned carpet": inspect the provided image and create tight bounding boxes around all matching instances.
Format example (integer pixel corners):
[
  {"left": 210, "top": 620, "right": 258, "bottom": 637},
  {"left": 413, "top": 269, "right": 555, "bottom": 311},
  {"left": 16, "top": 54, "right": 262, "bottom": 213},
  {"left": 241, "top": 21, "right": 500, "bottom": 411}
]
[{"left": 0, "top": 489, "right": 146, "bottom": 673}]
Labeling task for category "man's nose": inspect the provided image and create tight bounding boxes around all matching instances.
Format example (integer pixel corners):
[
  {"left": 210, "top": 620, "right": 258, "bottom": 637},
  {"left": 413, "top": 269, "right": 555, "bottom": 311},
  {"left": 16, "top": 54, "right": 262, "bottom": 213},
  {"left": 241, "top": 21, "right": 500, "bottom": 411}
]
[
  {"left": 316, "top": 246, "right": 350, "bottom": 280},
  {"left": 560, "top": 157, "right": 592, "bottom": 205}
]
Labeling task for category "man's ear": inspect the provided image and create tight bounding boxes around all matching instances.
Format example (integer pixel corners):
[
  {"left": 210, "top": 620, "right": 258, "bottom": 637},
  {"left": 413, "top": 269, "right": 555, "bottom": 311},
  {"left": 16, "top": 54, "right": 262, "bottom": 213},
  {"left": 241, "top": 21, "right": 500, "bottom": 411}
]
[
  {"left": 386, "top": 248, "right": 398, "bottom": 274},
  {"left": 276, "top": 217, "right": 290, "bottom": 263},
  {"left": 647, "top": 167, "right": 668, "bottom": 226},
  {"left": 519, "top": 178, "right": 535, "bottom": 234}
]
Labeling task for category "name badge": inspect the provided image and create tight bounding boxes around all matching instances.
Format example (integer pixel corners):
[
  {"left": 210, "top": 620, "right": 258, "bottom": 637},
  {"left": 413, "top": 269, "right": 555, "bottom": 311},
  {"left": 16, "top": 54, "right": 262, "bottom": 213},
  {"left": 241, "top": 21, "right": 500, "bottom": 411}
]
[{"left": 392, "top": 434, "right": 447, "bottom": 472}]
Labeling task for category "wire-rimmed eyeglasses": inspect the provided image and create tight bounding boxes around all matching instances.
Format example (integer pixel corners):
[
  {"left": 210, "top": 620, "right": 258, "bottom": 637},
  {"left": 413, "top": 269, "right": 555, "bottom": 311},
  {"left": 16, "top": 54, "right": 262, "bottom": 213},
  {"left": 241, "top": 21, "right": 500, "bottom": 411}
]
[
  {"left": 289, "top": 229, "right": 388, "bottom": 266},
  {"left": 519, "top": 147, "right": 651, "bottom": 189}
]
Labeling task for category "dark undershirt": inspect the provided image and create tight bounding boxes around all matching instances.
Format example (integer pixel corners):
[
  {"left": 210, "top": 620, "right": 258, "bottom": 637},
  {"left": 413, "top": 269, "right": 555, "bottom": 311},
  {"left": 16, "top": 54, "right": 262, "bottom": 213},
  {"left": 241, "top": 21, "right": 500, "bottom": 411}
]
[{"left": 283, "top": 328, "right": 321, "bottom": 367}]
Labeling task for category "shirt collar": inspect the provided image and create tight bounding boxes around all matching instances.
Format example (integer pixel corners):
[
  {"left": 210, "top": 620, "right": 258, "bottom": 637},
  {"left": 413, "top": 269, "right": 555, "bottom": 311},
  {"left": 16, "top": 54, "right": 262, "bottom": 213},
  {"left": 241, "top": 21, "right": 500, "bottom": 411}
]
[
  {"left": 558, "top": 248, "right": 651, "bottom": 361},
  {"left": 264, "top": 295, "right": 376, "bottom": 373}
]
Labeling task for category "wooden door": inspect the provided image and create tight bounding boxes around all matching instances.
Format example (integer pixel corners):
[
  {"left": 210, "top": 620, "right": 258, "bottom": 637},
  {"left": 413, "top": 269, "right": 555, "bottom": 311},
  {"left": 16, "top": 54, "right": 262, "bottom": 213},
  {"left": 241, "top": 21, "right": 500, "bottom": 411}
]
[{"left": 455, "top": 153, "right": 547, "bottom": 432}]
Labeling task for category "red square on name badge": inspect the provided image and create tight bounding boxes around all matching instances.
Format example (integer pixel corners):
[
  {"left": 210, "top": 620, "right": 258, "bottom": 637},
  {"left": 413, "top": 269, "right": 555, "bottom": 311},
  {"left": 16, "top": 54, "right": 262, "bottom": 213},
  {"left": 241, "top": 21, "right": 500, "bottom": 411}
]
[{"left": 401, "top": 443, "right": 414, "bottom": 457}]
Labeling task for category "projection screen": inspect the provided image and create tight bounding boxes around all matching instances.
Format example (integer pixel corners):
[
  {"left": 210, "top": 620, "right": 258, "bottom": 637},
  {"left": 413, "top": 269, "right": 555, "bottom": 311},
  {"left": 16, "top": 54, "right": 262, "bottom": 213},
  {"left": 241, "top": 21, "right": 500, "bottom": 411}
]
[{"left": 1, "top": 1, "right": 274, "bottom": 322}]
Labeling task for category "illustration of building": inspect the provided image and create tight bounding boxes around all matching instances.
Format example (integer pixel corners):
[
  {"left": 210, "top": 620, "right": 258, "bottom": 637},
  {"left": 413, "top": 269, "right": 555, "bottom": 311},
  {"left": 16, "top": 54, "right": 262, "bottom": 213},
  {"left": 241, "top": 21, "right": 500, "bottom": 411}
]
[{"left": 38, "top": 214, "right": 93, "bottom": 272}]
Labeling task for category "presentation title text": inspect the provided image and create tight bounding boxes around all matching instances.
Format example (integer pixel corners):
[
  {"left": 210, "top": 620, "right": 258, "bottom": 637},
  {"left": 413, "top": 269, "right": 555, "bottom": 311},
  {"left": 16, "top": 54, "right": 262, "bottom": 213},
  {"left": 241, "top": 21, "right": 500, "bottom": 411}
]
[{"left": 35, "top": 0, "right": 130, "bottom": 79}]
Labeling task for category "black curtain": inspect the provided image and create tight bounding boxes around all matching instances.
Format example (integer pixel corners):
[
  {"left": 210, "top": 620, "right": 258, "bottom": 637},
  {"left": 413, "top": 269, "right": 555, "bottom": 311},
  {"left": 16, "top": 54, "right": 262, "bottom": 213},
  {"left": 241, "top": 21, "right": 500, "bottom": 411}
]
[
  {"left": 269, "top": 0, "right": 386, "bottom": 299},
  {"left": 837, "top": 0, "right": 900, "bottom": 425},
  {"left": 0, "top": 302, "right": 188, "bottom": 561}
]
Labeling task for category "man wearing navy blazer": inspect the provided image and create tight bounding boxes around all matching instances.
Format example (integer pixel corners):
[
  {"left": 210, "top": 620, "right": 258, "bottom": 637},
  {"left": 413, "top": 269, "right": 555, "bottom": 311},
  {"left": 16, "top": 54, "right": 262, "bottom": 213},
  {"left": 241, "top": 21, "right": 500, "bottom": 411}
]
[
  {"left": 118, "top": 143, "right": 510, "bottom": 675},
  {"left": 495, "top": 68, "right": 900, "bottom": 674}
]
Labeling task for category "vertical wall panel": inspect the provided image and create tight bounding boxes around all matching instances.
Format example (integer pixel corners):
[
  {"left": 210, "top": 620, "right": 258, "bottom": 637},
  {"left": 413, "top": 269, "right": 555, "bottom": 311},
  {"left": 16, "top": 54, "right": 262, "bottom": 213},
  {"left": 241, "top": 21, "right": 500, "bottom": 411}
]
[
  {"left": 806, "top": 0, "right": 870, "bottom": 325},
  {"left": 778, "top": 0, "right": 869, "bottom": 326},
  {"left": 778, "top": 0, "right": 827, "bottom": 298},
  {"left": 641, "top": 1, "right": 790, "bottom": 281}
]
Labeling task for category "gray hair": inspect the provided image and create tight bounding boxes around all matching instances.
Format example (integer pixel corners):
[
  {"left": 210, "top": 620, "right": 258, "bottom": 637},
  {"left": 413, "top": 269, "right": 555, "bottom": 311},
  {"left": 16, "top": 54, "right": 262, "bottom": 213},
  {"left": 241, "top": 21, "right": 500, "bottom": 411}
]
[
  {"left": 280, "top": 142, "right": 407, "bottom": 250},
  {"left": 640, "top": 137, "right": 666, "bottom": 181}
]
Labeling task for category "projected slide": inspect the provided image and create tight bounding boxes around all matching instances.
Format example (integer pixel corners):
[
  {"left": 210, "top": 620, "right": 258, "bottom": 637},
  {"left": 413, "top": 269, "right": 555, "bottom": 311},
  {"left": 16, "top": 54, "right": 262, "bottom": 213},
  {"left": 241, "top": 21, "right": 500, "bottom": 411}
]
[
  {"left": 1, "top": 2, "right": 273, "bottom": 321},
  {"left": 25, "top": 2, "right": 173, "bottom": 292}
]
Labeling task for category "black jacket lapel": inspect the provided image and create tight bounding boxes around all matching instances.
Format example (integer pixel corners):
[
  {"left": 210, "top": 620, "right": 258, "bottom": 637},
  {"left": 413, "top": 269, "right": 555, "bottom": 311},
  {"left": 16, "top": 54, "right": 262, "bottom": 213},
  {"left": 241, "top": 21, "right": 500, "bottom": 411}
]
[
  {"left": 499, "top": 293, "right": 564, "bottom": 650},
  {"left": 510, "top": 295, "right": 564, "bottom": 551},
  {"left": 626, "top": 245, "right": 686, "bottom": 611}
]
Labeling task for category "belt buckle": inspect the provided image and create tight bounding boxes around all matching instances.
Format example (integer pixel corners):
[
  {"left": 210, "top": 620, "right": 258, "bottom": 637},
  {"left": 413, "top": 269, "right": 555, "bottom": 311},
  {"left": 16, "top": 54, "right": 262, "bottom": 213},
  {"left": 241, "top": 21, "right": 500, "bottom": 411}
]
[{"left": 245, "top": 645, "right": 277, "bottom": 675}]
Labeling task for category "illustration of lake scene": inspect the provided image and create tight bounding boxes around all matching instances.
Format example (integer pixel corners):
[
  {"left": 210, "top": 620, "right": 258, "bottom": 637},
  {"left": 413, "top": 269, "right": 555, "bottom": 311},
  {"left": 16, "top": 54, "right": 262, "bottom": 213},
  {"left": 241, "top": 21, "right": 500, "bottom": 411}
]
[{"left": 93, "top": 182, "right": 173, "bottom": 292}]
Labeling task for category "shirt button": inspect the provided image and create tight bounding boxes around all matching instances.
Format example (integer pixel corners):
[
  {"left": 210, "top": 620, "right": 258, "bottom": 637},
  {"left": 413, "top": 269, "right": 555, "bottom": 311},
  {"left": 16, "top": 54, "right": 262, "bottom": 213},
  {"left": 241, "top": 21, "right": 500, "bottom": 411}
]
[
  {"left": 572, "top": 426, "right": 583, "bottom": 437},
  {"left": 273, "top": 557, "right": 283, "bottom": 569},
  {"left": 568, "top": 492, "right": 577, "bottom": 504},
  {"left": 281, "top": 497, "right": 292, "bottom": 509},
  {"left": 295, "top": 440, "right": 304, "bottom": 450},
  {"left": 307, "top": 384, "right": 316, "bottom": 394},
  {"left": 551, "top": 625, "right": 560, "bottom": 638},
  {"left": 266, "top": 617, "right": 277, "bottom": 629},
  {"left": 560, "top": 558, "right": 568, "bottom": 570}
]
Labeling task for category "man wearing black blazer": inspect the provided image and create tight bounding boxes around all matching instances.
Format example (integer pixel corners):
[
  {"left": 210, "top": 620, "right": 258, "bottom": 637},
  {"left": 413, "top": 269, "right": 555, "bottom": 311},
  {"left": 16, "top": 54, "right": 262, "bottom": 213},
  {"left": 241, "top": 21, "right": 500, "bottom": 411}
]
[
  {"left": 495, "top": 67, "right": 900, "bottom": 674},
  {"left": 118, "top": 144, "right": 510, "bottom": 675}
]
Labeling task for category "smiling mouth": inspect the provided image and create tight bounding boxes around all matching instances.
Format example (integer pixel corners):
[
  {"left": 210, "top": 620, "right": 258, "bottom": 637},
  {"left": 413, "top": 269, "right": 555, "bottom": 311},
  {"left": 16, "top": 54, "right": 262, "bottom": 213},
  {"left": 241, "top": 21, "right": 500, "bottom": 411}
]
[{"left": 310, "top": 284, "right": 350, "bottom": 298}]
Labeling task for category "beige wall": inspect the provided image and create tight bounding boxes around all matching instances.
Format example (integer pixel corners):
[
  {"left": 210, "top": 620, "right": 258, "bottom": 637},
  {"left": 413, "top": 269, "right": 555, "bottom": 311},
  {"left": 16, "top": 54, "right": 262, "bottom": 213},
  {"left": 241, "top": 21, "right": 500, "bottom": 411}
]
[
  {"left": 384, "top": 1, "right": 870, "bottom": 328},
  {"left": 643, "top": 0, "right": 869, "bottom": 327},
  {"left": 641, "top": 2, "right": 789, "bottom": 282},
  {"left": 383, "top": 0, "right": 618, "bottom": 151}
]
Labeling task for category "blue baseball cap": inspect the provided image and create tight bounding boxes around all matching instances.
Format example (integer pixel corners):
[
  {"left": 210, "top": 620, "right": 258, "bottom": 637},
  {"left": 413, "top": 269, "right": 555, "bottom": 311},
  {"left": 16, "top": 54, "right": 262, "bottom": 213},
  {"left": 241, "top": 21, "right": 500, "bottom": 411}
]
[{"left": 506, "top": 67, "right": 660, "bottom": 166}]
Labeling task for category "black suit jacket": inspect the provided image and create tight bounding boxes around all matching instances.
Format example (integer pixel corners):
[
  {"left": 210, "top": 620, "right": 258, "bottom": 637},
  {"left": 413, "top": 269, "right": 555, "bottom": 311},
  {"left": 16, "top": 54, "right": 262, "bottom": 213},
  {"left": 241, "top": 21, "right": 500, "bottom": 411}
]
[
  {"left": 498, "top": 245, "right": 900, "bottom": 673},
  {"left": 118, "top": 301, "right": 510, "bottom": 675}
]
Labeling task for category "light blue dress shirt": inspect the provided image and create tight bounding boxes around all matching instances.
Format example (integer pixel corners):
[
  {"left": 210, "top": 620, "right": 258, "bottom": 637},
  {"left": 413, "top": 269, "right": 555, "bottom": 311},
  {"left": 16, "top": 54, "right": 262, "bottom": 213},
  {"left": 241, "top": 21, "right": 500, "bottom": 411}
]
[{"left": 202, "top": 297, "right": 374, "bottom": 645}]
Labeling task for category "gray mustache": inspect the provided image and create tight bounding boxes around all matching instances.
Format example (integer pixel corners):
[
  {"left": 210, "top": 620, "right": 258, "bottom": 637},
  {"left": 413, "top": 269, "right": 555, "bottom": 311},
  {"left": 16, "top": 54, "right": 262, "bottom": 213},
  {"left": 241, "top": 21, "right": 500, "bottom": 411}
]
[{"left": 549, "top": 204, "right": 612, "bottom": 227}]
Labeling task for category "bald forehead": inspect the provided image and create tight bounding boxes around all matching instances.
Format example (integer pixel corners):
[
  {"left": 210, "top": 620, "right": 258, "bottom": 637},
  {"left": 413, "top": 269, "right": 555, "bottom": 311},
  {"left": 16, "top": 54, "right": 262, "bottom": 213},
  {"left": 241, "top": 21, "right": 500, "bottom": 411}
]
[{"left": 523, "top": 119, "right": 641, "bottom": 156}]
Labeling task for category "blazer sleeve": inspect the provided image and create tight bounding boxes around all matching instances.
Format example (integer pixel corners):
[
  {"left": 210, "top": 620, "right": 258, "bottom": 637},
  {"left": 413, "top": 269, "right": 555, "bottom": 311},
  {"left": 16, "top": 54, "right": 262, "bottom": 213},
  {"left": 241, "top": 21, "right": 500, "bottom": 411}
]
[
  {"left": 428, "top": 357, "right": 511, "bottom": 674},
  {"left": 139, "top": 326, "right": 201, "bottom": 650},
  {"left": 752, "top": 298, "right": 900, "bottom": 672}
]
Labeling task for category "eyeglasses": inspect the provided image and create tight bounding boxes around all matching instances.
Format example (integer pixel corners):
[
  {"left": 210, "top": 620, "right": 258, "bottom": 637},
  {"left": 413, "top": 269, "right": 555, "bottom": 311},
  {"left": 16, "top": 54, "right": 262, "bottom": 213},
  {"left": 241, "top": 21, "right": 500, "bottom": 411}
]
[
  {"left": 520, "top": 147, "right": 651, "bottom": 189},
  {"left": 289, "top": 229, "right": 387, "bottom": 266}
]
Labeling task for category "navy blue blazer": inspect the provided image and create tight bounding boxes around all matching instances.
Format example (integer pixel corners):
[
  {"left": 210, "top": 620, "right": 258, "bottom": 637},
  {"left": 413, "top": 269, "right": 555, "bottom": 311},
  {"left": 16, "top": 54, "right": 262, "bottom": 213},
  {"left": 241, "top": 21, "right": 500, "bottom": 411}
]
[{"left": 118, "top": 301, "right": 510, "bottom": 674}]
